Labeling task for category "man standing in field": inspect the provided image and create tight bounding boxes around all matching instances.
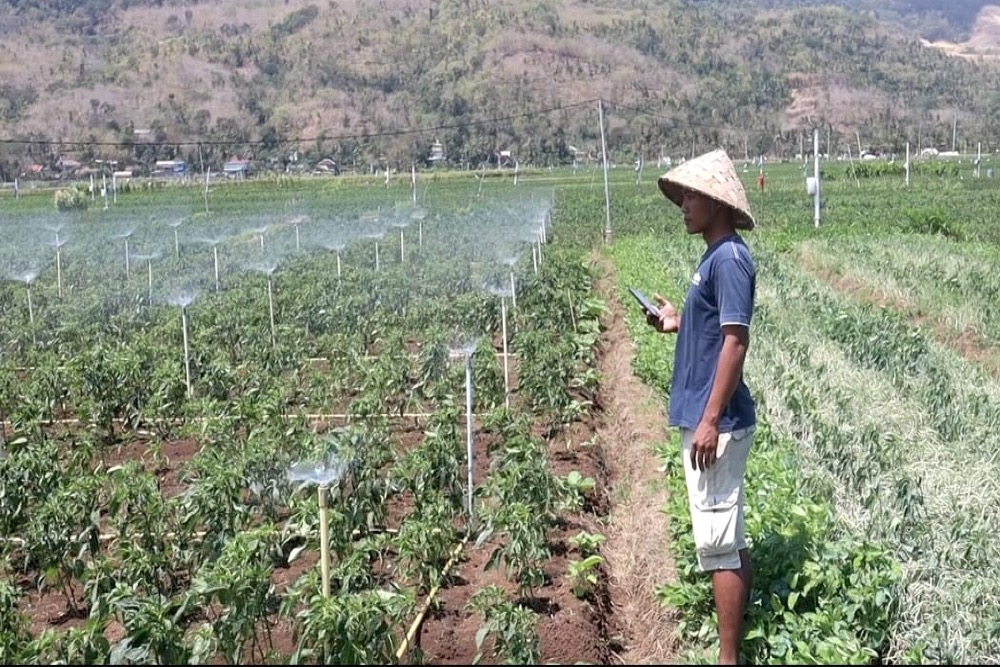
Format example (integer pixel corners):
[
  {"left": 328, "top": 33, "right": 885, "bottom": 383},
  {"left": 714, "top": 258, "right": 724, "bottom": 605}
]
[{"left": 647, "top": 148, "right": 757, "bottom": 665}]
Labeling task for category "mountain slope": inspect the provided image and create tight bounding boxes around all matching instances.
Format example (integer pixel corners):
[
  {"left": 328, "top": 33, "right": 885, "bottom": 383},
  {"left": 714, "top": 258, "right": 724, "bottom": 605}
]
[
  {"left": 710, "top": 0, "right": 997, "bottom": 41},
  {"left": 0, "top": 0, "right": 998, "bottom": 174}
]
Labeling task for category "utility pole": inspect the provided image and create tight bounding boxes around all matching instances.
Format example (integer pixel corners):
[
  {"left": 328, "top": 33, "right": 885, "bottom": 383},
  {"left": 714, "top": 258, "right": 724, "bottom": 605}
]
[{"left": 597, "top": 99, "right": 612, "bottom": 244}]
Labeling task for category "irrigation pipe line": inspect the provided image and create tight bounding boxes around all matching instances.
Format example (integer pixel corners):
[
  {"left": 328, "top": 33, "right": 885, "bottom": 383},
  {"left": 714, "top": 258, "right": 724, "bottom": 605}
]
[
  {"left": 8, "top": 351, "right": 520, "bottom": 374},
  {"left": 395, "top": 530, "right": 472, "bottom": 662},
  {"left": 0, "top": 526, "right": 400, "bottom": 547},
  {"left": 0, "top": 412, "right": 499, "bottom": 428},
  {"left": 305, "top": 352, "right": 519, "bottom": 363}
]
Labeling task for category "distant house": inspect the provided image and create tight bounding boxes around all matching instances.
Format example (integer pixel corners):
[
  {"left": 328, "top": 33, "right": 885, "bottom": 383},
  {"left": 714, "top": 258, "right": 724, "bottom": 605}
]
[
  {"left": 428, "top": 140, "right": 446, "bottom": 165},
  {"left": 313, "top": 158, "right": 340, "bottom": 175},
  {"left": 223, "top": 157, "right": 251, "bottom": 179},
  {"left": 154, "top": 160, "right": 188, "bottom": 176},
  {"left": 57, "top": 158, "right": 82, "bottom": 172}
]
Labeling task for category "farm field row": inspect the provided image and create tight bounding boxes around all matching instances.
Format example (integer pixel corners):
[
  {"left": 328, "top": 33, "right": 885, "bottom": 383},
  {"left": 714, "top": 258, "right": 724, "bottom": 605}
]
[
  {"left": 2, "top": 161, "right": 999, "bottom": 664},
  {"left": 609, "top": 161, "right": 1000, "bottom": 663},
  {"left": 0, "top": 177, "right": 620, "bottom": 664}
]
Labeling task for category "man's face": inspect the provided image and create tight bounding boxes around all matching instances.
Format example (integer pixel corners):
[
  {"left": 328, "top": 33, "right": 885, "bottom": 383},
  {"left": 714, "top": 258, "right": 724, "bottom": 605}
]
[{"left": 680, "top": 189, "right": 713, "bottom": 234}]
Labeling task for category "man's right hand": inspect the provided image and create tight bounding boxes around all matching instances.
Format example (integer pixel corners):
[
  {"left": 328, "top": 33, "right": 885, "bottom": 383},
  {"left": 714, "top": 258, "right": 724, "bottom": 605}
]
[{"left": 647, "top": 293, "right": 680, "bottom": 333}]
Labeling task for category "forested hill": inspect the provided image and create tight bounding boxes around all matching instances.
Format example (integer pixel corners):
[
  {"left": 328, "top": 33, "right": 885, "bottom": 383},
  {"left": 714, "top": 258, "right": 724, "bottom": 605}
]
[
  {"left": 0, "top": 0, "right": 998, "bottom": 175},
  {"left": 715, "top": 0, "right": 995, "bottom": 41}
]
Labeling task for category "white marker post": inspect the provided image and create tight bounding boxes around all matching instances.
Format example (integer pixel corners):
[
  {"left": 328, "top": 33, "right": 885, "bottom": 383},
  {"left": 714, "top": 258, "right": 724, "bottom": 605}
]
[
  {"left": 812, "top": 129, "right": 821, "bottom": 228},
  {"left": 905, "top": 142, "right": 910, "bottom": 187}
]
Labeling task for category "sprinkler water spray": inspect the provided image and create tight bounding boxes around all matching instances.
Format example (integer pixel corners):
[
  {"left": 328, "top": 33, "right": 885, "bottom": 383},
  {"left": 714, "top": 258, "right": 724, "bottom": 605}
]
[
  {"left": 323, "top": 242, "right": 346, "bottom": 280},
  {"left": 411, "top": 207, "right": 427, "bottom": 247},
  {"left": 169, "top": 291, "right": 196, "bottom": 398},
  {"left": 254, "top": 262, "right": 279, "bottom": 349},
  {"left": 166, "top": 218, "right": 184, "bottom": 258},
  {"left": 133, "top": 252, "right": 161, "bottom": 303},
  {"left": 287, "top": 453, "right": 350, "bottom": 598},
  {"left": 449, "top": 335, "right": 481, "bottom": 520},
  {"left": 116, "top": 229, "right": 135, "bottom": 280}
]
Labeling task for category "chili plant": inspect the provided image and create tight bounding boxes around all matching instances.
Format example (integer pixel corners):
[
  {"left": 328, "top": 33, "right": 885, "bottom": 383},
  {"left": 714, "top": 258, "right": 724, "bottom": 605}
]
[
  {"left": 20, "top": 616, "right": 111, "bottom": 666},
  {"left": 467, "top": 584, "right": 540, "bottom": 665},
  {"left": 106, "top": 583, "right": 190, "bottom": 665},
  {"left": 290, "top": 588, "right": 413, "bottom": 665},
  {"left": 187, "top": 524, "right": 281, "bottom": 664},
  {"left": 393, "top": 490, "right": 460, "bottom": 593},
  {"left": 24, "top": 473, "right": 105, "bottom": 616},
  {"left": 0, "top": 576, "right": 30, "bottom": 662}
]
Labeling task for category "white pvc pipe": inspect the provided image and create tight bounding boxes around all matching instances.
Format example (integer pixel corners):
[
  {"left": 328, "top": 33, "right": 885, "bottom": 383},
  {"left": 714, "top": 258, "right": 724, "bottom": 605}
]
[
  {"left": 501, "top": 296, "right": 510, "bottom": 409},
  {"left": 181, "top": 307, "right": 192, "bottom": 398},
  {"left": 465, "top": 356, "right": 474, "bottom": 518}
]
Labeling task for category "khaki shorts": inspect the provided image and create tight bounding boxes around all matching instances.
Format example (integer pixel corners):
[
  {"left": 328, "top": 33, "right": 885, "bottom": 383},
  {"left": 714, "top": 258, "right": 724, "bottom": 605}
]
[{"left": 680, "top": 426, "right": 755, "bottom": 571}]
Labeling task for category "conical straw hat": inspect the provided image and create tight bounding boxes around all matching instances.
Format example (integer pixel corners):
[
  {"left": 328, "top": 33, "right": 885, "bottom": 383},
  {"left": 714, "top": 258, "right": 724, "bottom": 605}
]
[{"left": 657, "top": 149, "right": 755, "bottom": 230}]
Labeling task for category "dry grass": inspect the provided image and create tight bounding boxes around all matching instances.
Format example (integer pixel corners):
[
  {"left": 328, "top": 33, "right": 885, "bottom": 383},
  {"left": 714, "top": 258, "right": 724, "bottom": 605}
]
[{"left": 589, "top": 250, "right": 681, "bottom": 665}]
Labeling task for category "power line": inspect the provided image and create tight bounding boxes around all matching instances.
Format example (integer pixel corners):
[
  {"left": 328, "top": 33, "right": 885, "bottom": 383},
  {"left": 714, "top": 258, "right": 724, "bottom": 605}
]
[
  {"left": 605, "top": 101, "right": 759, "bottom": 135},
  {"left": 0, "top": 98, "right": 602, "bottom": 148}
]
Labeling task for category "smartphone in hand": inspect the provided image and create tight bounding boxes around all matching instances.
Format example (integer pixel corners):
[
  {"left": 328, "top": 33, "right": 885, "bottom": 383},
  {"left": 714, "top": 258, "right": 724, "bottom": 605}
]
[{"left": 628, "top": 287, "right": 659, "bottom": 318}]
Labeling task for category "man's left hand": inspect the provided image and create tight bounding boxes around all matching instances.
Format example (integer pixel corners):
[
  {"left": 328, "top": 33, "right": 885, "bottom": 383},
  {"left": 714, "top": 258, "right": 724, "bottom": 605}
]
[{"left": 690, "top": 420, "right": 720, "bottom": 472}]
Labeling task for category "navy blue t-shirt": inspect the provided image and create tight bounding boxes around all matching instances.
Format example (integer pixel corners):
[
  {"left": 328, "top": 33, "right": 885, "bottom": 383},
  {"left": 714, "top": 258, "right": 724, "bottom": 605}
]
[{"left": 668, "top": 234, "right": 756, "bottom": 432}]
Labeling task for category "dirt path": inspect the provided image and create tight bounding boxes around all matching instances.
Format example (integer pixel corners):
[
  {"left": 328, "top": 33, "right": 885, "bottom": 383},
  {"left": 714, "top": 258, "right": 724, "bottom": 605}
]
[{"left": 589, "top": 251, "right": 681, "bottom": 664}]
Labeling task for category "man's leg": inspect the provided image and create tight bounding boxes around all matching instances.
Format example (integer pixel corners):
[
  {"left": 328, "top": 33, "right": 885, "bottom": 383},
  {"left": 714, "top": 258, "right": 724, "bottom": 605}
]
[
  {"left": 713, "top": 547, "right": 751, "bottom": 664},
  {"left": 680, "top": 427, "right": 755, "bottom": 665}
]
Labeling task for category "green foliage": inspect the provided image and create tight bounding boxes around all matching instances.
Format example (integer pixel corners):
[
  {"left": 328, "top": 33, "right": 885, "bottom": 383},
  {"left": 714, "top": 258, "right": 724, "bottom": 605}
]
[
  {"left": 567, "top": 530, "right": 606, "bottom": 556},
  {"left": 467, "top": 584, "right": 541, "bottom": 665},
  {"left": 0, "top": 577, "right": 31, "bottom": 662},
  {"left": 290, "top": 588, "right": 413, "bottom": 665},
  {"left": 567, "top": 554, "right": 604, "bottom": 600},
  {"left": 53, "top": 187, "right": 88, "bottom": 212},
  {"left": 902, "top": 206, "right": 963, "bottom": 239}
]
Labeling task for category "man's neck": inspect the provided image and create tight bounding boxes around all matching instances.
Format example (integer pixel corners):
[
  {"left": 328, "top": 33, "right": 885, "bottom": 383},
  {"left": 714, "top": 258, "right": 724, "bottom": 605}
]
[{"left": 702, "top": 224, "right": 737, "bottom": 247}]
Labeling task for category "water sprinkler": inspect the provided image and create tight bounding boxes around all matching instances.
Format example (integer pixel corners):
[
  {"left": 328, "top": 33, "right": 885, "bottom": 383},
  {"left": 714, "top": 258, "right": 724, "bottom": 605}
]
[
  {"left": 485, "top": 284, "right": 512, "bottom": 408},
  {"left": 391, "top": 218, "right": 410, "bottom": 263},
  {"left": 198, "top": 237, "right": 224, "bottom": 292},
  {"left": 255, "top": 263, "right": 278, "bottom": 349},
  {"left": 14, "top": 270, "right": 39, "bottom": 344},
  {"left": 411, "top": 207, "right": 427, "bottom": 248},
  {"left": 364, "top": 232, "right": 384, "bottom": 272},
  {"left": 324, "top": 243, "right": 345, "bottom": 280},
  {"left": 502, "top": 255, "right": 519, "bottom": 311},
  {"left": 170, "top": 292, "right": 196, "bottom": 398},
  {"left": 133, "top": 253, "right": 160, "bottom": 303},
  {"left": 251, "top": 225, "right": 268, "bottom": 250},
  {"left": 287, "top": 454, "right": 350, "bottom": 598},
  {"left": 289, "top": 214, "right": 308, "bottom": 251},
  {"left": 117, "top": 229, "right": 135, "bottom": 280},
  {"left": 213, "top": 246, "right": 220, "bottom": 291},
  {"left": 167, "top": 219, "right": 184, "bottom": 258},
  {"left": 449, "top": 336, "right": 480, "bottom": 520}
]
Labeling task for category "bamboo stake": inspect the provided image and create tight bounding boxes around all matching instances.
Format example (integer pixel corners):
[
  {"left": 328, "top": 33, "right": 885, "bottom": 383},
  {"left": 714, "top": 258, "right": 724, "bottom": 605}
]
[{"left": 395, "top": 532, "right": 471, "bottom": 661}]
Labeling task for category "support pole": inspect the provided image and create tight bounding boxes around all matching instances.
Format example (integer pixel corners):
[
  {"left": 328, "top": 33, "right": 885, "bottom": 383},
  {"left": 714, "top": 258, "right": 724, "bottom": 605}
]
[
  {"left": 598, "top": 99, "right": 612, "bottom": 244},
  {"left": 813, "top": 128, "right": 821, "bottom": 228}
]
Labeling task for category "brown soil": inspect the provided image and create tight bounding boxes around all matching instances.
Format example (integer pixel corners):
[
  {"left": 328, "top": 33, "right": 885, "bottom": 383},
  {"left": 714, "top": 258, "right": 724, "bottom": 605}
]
[
  {"left": 410, "top": 251, "right": 680, "bottom": 664},
  {"left": 9, "top": 249, "right": 680, "bottom": 665},
  {"left": 587, "top": 251, "right": 681, "bottom": 664}
]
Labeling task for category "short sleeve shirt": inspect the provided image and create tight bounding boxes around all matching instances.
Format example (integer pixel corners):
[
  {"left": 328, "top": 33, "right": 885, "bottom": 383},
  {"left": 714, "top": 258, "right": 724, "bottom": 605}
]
[{"left": 667, "top": 234, "right": 756, "bottom": 432}]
